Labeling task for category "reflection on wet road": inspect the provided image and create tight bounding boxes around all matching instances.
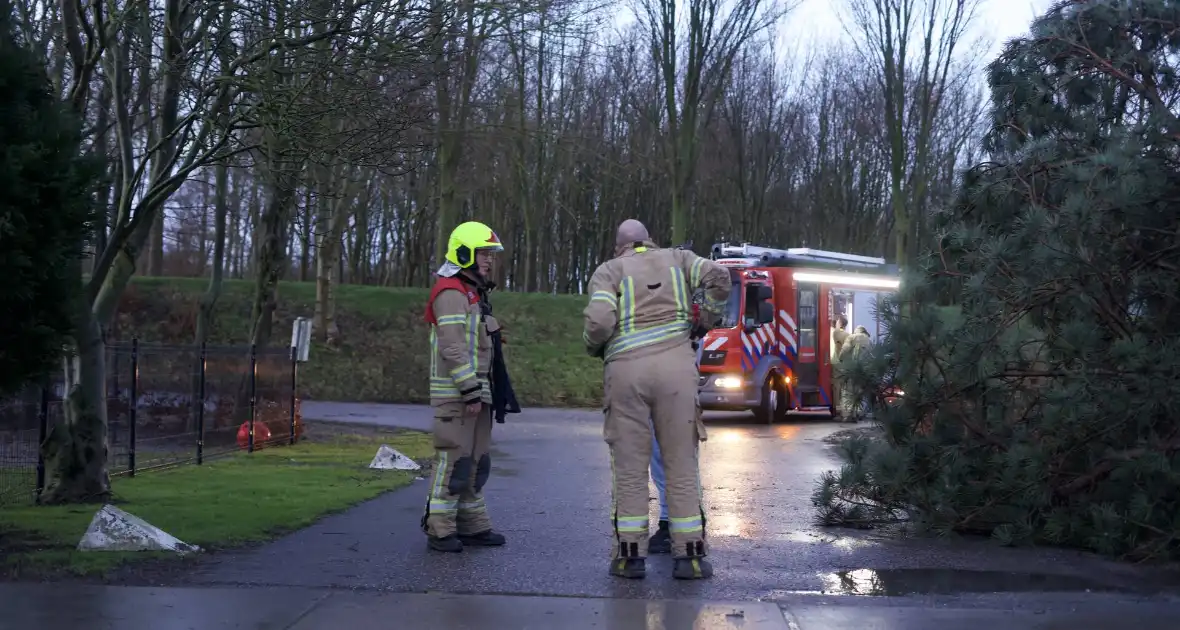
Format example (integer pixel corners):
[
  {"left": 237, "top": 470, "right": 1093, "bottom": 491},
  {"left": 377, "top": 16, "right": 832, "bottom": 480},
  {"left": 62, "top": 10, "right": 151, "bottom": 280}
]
[
  {"left": 179, "top": 403, "right": 1180, "bottom": 604},
  {"left": 815, "top": 567, "right": 1135, "bottom": 597},
  {"left": 0, "top": 583, "right": 795, "bottom": 629}
]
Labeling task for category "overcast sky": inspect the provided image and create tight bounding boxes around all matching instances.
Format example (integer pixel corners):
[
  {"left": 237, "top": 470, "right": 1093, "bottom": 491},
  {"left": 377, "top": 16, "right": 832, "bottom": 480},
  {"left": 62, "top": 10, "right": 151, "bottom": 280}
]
[{"left": 779, "top": 0, "right": 1054, "bottom": 57}]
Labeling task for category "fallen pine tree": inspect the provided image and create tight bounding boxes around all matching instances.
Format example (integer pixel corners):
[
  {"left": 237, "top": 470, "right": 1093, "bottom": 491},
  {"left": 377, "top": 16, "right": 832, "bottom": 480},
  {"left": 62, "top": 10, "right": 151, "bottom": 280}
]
[{"left": 813, "top": 0, "right": 1180, "bottom": 562}]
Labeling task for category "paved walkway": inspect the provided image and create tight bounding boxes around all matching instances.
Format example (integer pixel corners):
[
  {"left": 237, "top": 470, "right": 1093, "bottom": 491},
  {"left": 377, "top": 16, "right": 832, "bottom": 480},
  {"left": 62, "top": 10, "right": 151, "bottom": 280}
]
[
  {"left": 9, "top": 403, "right": 1179, "bottom": 628},
  {"left": 3, "top": 583, "right": 1180, "bottom": 630}
]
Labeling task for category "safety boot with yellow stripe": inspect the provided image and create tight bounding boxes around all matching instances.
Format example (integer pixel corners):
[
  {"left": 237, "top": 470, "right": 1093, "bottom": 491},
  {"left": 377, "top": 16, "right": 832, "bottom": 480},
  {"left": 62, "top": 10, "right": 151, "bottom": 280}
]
[
  {"left": 609, "top": 557, "right": 646, "bottom": 579},
  {"left": 673, "top": 556, "right": 714, "bottom": 580}
]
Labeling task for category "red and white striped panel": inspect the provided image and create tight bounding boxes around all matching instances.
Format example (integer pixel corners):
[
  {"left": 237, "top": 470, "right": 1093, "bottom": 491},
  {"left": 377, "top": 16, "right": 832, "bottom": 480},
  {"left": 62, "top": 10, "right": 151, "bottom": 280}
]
[
  {"left": 778, "top": 309, "right": 797, "bottom": 356},
  {"left": 703, "top": 336, "right": 728, "bottom": 352}
]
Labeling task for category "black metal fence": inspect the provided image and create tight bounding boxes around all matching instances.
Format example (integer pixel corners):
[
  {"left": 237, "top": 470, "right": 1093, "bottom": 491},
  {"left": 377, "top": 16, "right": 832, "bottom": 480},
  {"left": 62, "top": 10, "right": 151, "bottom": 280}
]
[{"left": 0, "top": 341, "right": 302, "bottom": 505}]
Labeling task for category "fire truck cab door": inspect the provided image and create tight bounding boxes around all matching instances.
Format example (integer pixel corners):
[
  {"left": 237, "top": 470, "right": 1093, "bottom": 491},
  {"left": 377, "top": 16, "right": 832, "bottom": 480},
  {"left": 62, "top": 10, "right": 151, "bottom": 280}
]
[{"left": 794, "top": 282, "right": 820, "bottom": 391}]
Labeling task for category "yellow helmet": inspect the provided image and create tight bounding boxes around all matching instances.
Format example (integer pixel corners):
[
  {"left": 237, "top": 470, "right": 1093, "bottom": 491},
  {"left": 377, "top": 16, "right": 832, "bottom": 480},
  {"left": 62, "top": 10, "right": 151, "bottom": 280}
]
[{"left": 445, "top": 221, "right": 504, "bottom": 268}]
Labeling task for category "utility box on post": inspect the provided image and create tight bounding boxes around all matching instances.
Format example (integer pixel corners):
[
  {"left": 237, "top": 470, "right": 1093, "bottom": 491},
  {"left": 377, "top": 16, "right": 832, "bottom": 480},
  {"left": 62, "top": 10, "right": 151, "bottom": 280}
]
[{"left": 290, "top": 317, "right": 313, "bottom": 363}]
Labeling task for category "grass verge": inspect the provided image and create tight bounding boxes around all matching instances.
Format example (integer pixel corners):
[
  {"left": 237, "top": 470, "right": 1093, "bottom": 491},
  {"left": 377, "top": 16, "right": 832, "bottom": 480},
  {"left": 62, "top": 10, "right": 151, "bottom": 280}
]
[
  {"left": 0, "top": 425, "right": 432, "bottom": 579},
  {"left": 114, "top": 277, "right": 602, "bottom": 407}
]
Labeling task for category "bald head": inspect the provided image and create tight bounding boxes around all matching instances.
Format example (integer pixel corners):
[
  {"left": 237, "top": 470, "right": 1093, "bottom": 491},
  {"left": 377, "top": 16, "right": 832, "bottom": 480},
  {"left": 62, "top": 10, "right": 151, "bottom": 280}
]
[{"left": 615, "top": 219, "right": 650, "bottom": 248}]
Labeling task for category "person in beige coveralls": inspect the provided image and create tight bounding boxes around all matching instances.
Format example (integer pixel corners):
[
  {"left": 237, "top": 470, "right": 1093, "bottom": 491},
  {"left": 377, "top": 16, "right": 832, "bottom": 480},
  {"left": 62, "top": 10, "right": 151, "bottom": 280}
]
[
  {"left": 583, "top": 219, "right": 732, "bottom": 580},
  {"left": 420, "top": 221, "right": 510, "bottom": 553}
]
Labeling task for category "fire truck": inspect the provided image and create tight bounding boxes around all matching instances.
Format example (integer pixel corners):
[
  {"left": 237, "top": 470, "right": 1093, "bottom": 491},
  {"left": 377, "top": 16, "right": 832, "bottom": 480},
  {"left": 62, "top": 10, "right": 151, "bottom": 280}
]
[{"left": 695, "top": 243, "right": 901, "bottom": 423}]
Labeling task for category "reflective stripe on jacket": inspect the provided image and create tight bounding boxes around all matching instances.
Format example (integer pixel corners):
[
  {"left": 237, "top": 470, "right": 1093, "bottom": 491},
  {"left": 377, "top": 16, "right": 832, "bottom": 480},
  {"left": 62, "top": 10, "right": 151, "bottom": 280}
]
[
  {"left": 583, "top": 242, "right": 731, "bottom": 363},
  {"left": 425, "top": 277, "right": 493, "bottom": 405}
]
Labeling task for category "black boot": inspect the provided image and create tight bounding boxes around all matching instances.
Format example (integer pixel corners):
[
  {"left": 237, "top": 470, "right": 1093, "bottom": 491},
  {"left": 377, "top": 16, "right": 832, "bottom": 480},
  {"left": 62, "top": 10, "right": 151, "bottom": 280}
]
[
  {"left": 609, "top": 557, "right": 646, "bottom": 579},
  {"left": 673, "top": 556, "right": 714, "bottom": 580},
  {"left": 428, "top": 534, "right": 463, "bottom": 553},
  {"left": 458, "top": 529, "right": 506, "bottom": 546},
  {"left": 648, "top": 520, "right": 671, "bottom": 554}
]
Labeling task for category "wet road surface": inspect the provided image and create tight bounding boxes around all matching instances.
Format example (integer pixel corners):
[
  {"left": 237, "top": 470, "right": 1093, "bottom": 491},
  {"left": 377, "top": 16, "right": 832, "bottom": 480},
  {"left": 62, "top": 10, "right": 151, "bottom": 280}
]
[
  {"left": 5, "top": 583, "right": 1180, "bottom": 630},
  {"left": 173, "top": 402, "right": 1179, "bottom": 604}
]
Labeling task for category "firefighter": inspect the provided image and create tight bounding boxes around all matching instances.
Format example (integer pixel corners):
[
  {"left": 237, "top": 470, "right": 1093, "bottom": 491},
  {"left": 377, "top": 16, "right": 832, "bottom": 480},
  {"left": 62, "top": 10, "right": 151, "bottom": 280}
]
[
  {"left": 837, "top": 325, "right": 872, "bottom": 421},
  {"left": 420, "top": 221, "right": 510, "bottom": 553},
  {"left": 583, "top": 219, "right": 731, "bottom": 580},
  {"left": 830, "top": 316, "right": 849, "bottom": 419}
]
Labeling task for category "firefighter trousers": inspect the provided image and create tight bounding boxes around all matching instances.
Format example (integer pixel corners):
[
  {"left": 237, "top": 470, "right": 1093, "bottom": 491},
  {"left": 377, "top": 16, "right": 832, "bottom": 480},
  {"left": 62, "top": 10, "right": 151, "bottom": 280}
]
[
  {"left": 604, "top": 345, "right": 706, "bottom": 560},
  {"left": 422, "top": 402, "right": 494, "bottom": 538}
]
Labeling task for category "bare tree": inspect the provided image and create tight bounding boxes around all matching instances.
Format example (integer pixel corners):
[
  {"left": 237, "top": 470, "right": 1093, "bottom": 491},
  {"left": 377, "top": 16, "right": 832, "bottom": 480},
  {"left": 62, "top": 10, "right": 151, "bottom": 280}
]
[
  {"left": 841, "top": 0, "right": 984, "bottom": 266},
  {"left": 635, "top": 0, "right": 793, "bottom": 243}
]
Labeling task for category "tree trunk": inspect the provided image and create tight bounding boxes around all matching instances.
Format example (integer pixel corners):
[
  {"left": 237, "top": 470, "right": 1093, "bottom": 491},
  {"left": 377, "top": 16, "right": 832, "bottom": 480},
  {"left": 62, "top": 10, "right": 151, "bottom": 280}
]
[
  {"left": 314, "top": 177, "right": 350, "bottom": 346},
  {"left": 190, "top": 160, "right": 230, "bottom": 431},
  {"left": 40, "top": 311, "right": 110, "bottom": 504}
]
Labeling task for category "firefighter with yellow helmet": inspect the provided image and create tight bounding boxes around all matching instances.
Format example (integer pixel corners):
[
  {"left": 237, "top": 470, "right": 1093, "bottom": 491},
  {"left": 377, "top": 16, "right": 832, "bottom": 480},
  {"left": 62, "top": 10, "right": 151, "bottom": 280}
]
[
  {"left": 583, "top": 219, "right": 732, "bottom": 580},
  {"left": 421, "top": 220, "right": 518, "bottom": 552}
]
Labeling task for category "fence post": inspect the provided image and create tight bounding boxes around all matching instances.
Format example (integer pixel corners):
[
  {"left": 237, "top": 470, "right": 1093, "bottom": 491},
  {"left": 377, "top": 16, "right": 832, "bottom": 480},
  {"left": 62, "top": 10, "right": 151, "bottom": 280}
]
[
  {"left": 35, "top": 385, "right": 48, "bottom": 498},
  {"left": 110, "top": 349, "right": 120, "bottom": 447},
  {"left": 197, "top": 342, "right": 207, "bottom": 465},
  {"left": 129, "top": 339, "right": 139, "bottom": 478},
  {"left": 289, "top": 346, "right": 297, "bottom": 445},
  {"left": 129, "top": 338, "right": 138, "bottom": 477},
  {"left": 248, "top": 343, "right": 257, "bottom": 453}
]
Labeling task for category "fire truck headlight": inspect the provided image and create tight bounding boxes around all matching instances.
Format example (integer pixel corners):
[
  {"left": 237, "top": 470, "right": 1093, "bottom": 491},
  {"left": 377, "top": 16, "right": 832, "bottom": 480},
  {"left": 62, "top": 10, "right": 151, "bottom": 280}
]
[{"left": 714, "top": 376, "right": 744, "bottom": 389}]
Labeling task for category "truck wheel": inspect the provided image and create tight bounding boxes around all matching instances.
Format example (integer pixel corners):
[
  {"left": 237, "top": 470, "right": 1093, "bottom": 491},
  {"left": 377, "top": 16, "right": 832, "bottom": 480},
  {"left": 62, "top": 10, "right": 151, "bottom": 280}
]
[
  {"left": 773, "top": 378, "right": 790, "bottom": 423},
  {"left": 753, "top": 374, "right": 779, "bottom": 424}
]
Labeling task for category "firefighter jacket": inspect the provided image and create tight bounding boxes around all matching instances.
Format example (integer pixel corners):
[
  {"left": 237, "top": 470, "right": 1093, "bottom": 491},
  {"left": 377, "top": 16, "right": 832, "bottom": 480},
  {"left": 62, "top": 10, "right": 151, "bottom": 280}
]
[
  {"left": 839, "top": 329, "right": 871, "bottom": 363},
  {"left": 830, "top": 326, "right": 849, "bottom": 364},
  {"left": 423, "top": 274, "right": 494, "bottom": 406},
  {"left": 583, "top": 241, "right": 731, "bottom": 363},
  {"left": 482, "top": 283, "right": 521, "bottom": 423}
]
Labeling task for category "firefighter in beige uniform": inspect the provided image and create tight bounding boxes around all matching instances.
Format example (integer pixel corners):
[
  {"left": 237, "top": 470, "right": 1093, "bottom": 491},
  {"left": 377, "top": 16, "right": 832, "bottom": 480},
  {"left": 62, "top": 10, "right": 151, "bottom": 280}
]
[
  {"left": 830, "top": 316, "right": 849, "bottom": 418},
  {"left": 837, "top": 325, "right": 872, "bottom": 420},
  {"left": 583, "top": 219, "right": 731, "bottom": 580},
  {"left": 421, "top": 221, "right": 509, "bottom": 553}
]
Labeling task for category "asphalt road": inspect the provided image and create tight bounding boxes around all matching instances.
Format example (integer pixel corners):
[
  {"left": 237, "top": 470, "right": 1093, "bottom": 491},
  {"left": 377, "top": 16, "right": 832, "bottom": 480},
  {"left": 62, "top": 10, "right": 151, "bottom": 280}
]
[{"left": 175, "top": 402, "right": 1180, "bottom": 607}]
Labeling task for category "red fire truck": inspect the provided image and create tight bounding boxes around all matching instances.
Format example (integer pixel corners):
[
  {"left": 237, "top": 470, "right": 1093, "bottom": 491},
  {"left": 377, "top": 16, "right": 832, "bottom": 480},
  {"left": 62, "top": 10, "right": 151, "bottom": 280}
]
[{"left": 695, "top": 243, "right": 901, "bottom": 423}]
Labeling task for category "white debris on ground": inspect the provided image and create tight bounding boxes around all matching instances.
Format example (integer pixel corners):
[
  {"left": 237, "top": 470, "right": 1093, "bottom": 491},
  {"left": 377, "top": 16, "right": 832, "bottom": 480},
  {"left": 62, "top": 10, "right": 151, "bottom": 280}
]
[
  {"left": 77, "top": 505, "right": 201, "bottom": 553},
  {"left": 368, "top": 444, "right": 422, "bottom": 471}
]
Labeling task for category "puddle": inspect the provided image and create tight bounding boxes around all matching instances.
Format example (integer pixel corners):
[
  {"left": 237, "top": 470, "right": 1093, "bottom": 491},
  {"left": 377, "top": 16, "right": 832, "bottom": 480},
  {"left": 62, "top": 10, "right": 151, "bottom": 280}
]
[
  {"left": 782, "top": 531, "right": 876, "bottom": 550},
  {"left": 814, "top": 568, "right": 1133, "bottom": 596}
]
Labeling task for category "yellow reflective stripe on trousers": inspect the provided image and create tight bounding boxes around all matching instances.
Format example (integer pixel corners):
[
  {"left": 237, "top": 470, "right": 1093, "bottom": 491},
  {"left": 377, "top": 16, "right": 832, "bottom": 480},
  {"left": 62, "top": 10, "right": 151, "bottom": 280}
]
[
  {"left": 616, "top": 515, "right": 648, "bottom": 533},
  {"left": 458, "top": 499, "right": 486, "bottom": 512},
  {"left": 690, "top": 257, "right": 705, "bottom": 287},
  {"left": 618, "top": 277, "right": 636, "bottom": 333},
  {"left": 607, "top": 449, "right": 648, "bottom": 533},
  {"left": 428, "top": 451, "right": 457, "bottom": 513},
  {"left": 669, "top": 514, "right": 703, "bottom": 533},
  {"left": 670, "top": 266, "right": 688, "bottom": 321},
  {"left": 605, "top": 320, "right": 691, "bottom": 360}
]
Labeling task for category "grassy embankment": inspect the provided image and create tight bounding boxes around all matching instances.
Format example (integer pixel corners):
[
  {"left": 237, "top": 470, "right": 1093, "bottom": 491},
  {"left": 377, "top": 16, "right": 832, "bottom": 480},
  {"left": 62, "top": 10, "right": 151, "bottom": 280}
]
[
  {"left": 1, "top": 426, "right": 432, "bottom": 578},
  {"left": 2, "top": 277, "right": 600, "bottom": 579},
  {"left": 116, "top": 277, "right": 603, "bottom": 407}
]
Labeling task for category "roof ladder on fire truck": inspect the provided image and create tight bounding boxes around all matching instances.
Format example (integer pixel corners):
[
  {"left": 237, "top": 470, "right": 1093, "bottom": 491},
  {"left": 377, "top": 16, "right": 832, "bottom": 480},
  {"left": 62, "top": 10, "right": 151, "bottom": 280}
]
[{"left": 710, "top": 242, "right": 887, "bottom": 270}]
